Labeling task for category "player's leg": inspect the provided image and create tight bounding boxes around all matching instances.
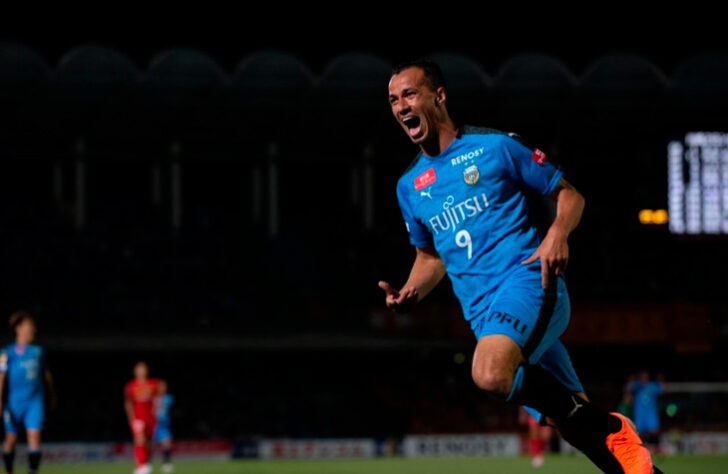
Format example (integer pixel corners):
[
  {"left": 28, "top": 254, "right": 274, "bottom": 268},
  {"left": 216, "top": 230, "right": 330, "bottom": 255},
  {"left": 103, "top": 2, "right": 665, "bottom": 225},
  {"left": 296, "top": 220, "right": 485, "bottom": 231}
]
[
  {"left": 527, "top": 416, "right": 545, "bottom": 467},
  {"left": 153, "top": 423, "right": 174, "bottom": 472},
  {"left": 473, "top": 273, "right": 652, "bottom": 472},
  {"left": 26, "top": 431, "right": 41, "bottom": 474},
  {"left": 3, "top": 409, "right": 19, "bottom": 474},
  {"left": 522, "top": 339, "right": 588, "bottom": 426},
  {"left": 160, "top": 437, "right": 173, "bottom": 473},
  {"left": 471, "top": 334, "right": 523, "bottom": 399},
  {"left": 505, "top": 287, "right": 652, "bottom": 472},
  {"left": 2, "top": 434, "right": 16, "bottom": 474},
  {"left": 469, "top": 269, "right": 573, "bottom": 401},
  {"left": 470, "top": 336, "right": 622, "bottom": 472},
  {"left": 131, "top": 419, "right": 151, "bottom": 473},
  {"left": 523, "top": 339, "right": 628, "bottom": 471},
  {"left": 25, "top": 400, "right": 44, "bottom": 474}
]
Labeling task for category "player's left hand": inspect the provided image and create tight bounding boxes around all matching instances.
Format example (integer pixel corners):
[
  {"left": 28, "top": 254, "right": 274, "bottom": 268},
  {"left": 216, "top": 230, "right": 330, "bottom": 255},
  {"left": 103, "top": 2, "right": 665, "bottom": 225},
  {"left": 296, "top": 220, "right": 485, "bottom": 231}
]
[{"left": 521, "top": 228, "right": 569, "bottom": 288}]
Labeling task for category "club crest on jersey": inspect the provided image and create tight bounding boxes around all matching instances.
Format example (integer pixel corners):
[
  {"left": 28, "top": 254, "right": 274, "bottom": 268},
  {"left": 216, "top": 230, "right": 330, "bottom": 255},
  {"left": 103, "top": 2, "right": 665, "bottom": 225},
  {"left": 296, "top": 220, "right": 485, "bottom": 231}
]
[
  {"left": 463, "top": 165, "right": 480, "bottom": 185},
  {"left": 414, "top": 168, "right": 436, "bottom": 191}
]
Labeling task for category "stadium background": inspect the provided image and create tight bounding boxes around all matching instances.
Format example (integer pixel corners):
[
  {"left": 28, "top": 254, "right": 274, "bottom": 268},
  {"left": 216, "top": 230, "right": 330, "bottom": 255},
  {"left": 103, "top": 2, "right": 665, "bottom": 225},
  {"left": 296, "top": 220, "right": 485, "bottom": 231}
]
[{"left": 0, "top": 18, "right": 727, "bottom": 471}]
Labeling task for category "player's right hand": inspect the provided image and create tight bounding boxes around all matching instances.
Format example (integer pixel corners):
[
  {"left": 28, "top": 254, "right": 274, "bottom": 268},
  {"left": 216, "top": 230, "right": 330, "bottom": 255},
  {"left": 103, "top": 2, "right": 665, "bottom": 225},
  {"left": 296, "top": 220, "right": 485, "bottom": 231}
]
[{"left": 378, "top": 281, "right": 418, "bottom": 313}]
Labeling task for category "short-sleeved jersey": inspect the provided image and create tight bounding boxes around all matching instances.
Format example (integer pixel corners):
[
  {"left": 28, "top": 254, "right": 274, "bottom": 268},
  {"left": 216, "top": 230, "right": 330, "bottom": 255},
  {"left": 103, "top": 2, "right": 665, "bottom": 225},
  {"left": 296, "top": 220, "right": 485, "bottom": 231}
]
[
  {"left": 0, "top": 343, "right": 46, "bottom": 404},
  {"left": 396, "top": 126, "right": 563, "bottom": 321},
  {"left": 155, "top": 393, "right": 173, "bottom": 426},
  {"left": 125, "top": 379, "right": 161, "bottom": 420}
]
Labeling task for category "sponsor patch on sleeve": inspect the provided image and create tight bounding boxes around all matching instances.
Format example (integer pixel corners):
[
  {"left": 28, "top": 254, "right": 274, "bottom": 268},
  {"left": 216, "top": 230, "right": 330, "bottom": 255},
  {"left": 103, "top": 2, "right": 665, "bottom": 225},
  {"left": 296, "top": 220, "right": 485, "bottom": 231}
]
[
  {"left": 531, "top": 148, "right": 547, "bottom": 166},
  {"left": 414, "top": 167, "right": 436, "bottom": 191}
]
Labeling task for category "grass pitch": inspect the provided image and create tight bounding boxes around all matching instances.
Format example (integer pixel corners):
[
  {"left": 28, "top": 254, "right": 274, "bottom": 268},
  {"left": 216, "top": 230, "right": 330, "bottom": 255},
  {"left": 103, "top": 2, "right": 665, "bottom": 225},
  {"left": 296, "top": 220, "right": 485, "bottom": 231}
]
[{"left": 32, "top": 455, "right": 728, "bottom": 474}]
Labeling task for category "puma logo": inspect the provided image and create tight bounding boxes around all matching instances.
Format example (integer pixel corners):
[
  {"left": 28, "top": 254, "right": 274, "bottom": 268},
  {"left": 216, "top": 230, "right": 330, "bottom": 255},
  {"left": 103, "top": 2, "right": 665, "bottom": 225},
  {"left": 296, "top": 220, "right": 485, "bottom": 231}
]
[
  {"left": 420, "top": 187, "right": 432, "bottom": 199},
  {"left": 567, "top": 395, "right": 584, "bottom": 418}
]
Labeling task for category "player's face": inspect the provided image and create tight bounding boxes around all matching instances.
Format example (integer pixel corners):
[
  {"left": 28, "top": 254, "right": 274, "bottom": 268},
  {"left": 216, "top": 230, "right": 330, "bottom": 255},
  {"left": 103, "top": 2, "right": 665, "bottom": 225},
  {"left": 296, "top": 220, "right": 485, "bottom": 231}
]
[
  {"left": 388, "top": 67, "right": 444, "bottom": 145},
  {"left": 134, "top": 362, "right": 149, "bottom": 380},
  {"left": 15, "top": 319, "right": 35, "bottom": 344}
]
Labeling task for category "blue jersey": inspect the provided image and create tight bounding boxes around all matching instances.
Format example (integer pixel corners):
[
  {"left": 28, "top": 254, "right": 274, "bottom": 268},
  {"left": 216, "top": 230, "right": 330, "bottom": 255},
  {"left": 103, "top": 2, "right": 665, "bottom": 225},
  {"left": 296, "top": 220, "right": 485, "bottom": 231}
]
[
  {"left": 156, "top": 394, "right": 174, "bottom": 426},
  {"left": 630, "top": 381, "right": 661, "bottom": 432},
  {"left": 396, "top": 126, "right": 563, "bottom": 322},
  {"left": 0, "top": 343, "right": 46, "bottom": 406}
]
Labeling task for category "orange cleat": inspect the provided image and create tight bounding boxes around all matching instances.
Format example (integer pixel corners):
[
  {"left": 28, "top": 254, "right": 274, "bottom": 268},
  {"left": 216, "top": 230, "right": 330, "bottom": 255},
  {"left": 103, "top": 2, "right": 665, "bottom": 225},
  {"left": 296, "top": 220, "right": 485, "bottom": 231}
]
[{"left": 606, "top": 412, "right": 654, "bottom": 474}]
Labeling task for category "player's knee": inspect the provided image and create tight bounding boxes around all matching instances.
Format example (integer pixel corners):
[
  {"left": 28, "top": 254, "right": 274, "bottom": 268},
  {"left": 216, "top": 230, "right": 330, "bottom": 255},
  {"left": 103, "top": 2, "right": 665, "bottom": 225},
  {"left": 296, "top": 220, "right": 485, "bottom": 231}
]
[
  {"left": 3, "top": 434, "right": 17, "bottom": 450},
  {"left": 471, "top": 366, "right": 513, "bottom": 399}
]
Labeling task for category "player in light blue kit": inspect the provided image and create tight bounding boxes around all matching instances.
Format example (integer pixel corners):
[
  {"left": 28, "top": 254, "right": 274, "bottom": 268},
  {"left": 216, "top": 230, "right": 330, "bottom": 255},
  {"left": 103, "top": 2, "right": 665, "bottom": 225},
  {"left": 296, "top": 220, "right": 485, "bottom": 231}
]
[
  {"left": 627, "top": 371, "right": 663, "bottom": 451},
  {"left": 153, "top": 380, "right": 174, "bottom": 473},
  {"left": 0, "top": 311, "right": 56, "bottom": 474},
  {"left": 380, "top": 59, "right": 659, "bottom": 474}
]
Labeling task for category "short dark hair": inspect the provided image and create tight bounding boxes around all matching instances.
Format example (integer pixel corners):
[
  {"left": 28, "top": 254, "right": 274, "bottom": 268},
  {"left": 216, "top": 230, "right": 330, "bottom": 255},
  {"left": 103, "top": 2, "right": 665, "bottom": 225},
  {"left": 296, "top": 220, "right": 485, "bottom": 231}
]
[
  {"left": 9, "top": 311, "right": 34, "bottom": 331},
  {"left": 392, "top": 58, "right": 447, "bottom": 92}
]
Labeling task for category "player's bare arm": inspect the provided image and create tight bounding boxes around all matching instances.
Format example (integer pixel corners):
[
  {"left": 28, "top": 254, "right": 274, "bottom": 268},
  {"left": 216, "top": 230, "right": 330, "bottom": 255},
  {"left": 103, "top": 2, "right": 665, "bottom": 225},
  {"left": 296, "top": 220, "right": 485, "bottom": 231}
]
[
  {"left": 0, "top": 371, "right": 5, "bottom": 413},
  {"left": 378, "top": 247, "right": 446, "bottom": 313},
  {"left": 522, "top": 178, "right": 585, "bottom": 288}
]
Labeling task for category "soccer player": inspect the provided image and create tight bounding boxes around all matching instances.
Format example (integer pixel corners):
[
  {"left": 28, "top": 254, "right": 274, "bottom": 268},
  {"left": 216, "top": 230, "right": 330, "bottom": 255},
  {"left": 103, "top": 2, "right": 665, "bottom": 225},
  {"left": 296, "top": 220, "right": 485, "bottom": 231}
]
[
  {"left": 626, "top": 371, "right": 663, "bottom": 452},
  {"left": 0, "top": 311, "right": 56, "bottom": 474},
  {"left": 152, "top": 380, "right": 174, "bottom": 473},
  {"left": 380, "top": 59, "right": 659, "bottom": 474},
  {"left": 520, "top": 407, "right": 552, "bottom": 467},
  {"left": 125, "top": 361, "right": 162, "bottom": 474}
]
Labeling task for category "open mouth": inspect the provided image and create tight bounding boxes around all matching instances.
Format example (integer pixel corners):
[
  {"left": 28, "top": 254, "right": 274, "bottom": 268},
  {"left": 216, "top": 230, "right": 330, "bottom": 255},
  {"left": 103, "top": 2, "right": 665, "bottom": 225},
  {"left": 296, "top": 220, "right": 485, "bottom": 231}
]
[{"left": 402, "top": 115, "right": 423, "bottom": 138}]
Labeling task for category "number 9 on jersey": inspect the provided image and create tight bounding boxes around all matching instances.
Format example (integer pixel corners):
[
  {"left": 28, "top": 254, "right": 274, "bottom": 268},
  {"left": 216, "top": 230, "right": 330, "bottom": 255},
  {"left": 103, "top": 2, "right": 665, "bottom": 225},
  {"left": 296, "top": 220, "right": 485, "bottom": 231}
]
[{"left": 456, "top": 229, "right": 472, "bottom": 260}]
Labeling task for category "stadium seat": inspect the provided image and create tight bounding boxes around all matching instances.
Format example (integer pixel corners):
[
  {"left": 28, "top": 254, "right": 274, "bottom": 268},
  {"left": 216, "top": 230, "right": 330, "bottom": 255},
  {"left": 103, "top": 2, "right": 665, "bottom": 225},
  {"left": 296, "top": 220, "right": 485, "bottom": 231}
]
[
  {"left": 0, "top": 40, "right": 50, "bottom": 87},
  {"left": 319, "top": 52, "right": 391, "bottom": 93},
  {"left": 669, "top": 52, "right": 728, "bottom": 129},
  {"left": 315, "top": 52, "right": 394, "bottom": 150},
  {"left": 497, "top": 53, "right": 576, "bottom": 91},
  {"left": 0, "top": 41, "right": 51, "bottom": 154},
  {"left": 144, "top": 48, "right": 227, "bottom": 88},
  {"left": 315, "top": 52, "right": 393, "bottom": 139},
  {"left": 672, "top": 52, "right": 728, "bottom": 93},
  {"left": 580, "top": 53, "right": 667, "bottom": 92},
  {"left": 574, "top": 53, "right": 667, "bottom": 135},
  {"left": 233, "top": 51, "right": 313, "bottom": 94},
  {"left": 139, "top": 48, "right": 229, "bottom": 143},
  {"left": 494, "top": 53, "right": 575, "bottom": 148},
  {"left": 428, "top": 52, "right": 492, "bottom": 91},
  {"left": 428, "top": 52, "right": 491, "bottom": 124},
  {"left": 231, "top": 51, "right": 314, "bottom": 144},
  {"left": 51, "top": 45, "right": 139, "bottom": 137},
  {"left": 55, "top": 44, "right": 138, "bottom": 87}
]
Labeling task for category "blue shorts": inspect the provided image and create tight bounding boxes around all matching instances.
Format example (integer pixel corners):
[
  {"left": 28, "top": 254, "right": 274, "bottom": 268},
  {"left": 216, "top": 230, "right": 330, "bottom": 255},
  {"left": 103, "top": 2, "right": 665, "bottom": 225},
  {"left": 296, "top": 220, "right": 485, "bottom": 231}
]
[
  {"left": 470, "top": 266, "right": 583, "bottom": 421},
  {"left": 4, "top": 400, "right": 44, "bottom": 433},
  {"left": 153, "top": 423, "right": 172, "bottom": 442},
  {"left": 634, "top": 413, "right": 660, "bottom": 434}
]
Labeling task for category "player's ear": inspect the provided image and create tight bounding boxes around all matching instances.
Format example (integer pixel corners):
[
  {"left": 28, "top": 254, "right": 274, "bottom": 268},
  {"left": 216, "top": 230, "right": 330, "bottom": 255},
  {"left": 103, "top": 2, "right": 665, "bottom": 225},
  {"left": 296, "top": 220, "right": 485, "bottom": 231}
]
[{"left": 435, "top": 86, "right": 447, "bottom": 106}]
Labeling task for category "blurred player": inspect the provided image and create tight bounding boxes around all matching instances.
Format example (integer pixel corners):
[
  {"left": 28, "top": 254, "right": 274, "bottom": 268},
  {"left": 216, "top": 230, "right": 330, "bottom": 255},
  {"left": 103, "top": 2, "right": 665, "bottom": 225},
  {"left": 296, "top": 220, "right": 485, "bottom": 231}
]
[
  {"left": 627, "top": 371, "right": 664, "bottom": 452},
  {"left": 152, "top": 381, "right": 174, "bottom": 473},
  {"left": 520, "top": 407, "right": 552, "bottom": 467},
  {"left": 381, "top": 59, "right": 660, "bottom": 473},
  {"left": 0, "top": 311, "right": 56, "bottom": 474},
  {"left": 125, "top": 362, "right": 162, "bottom": 474}
]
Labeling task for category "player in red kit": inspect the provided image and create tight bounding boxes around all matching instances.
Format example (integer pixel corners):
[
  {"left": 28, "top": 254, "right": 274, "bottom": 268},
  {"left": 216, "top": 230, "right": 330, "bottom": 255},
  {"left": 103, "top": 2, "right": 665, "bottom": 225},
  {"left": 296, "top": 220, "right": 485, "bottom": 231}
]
[
  {"left": 520, "top": 407, "right": 553, "bottom": 468},
  {"left": 124, "top": 362, "right": 163, "bottom": 474}
]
